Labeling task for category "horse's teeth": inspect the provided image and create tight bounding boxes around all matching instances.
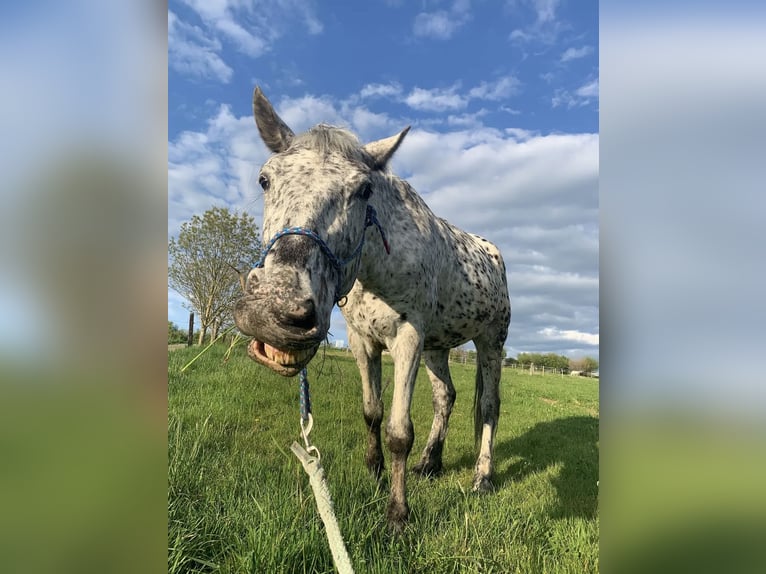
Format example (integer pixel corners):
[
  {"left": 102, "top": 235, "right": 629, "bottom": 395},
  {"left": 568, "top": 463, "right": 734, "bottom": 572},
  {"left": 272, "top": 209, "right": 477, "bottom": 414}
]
[{"left": 264, "top": 343, "right": 307, "bottom": 365}]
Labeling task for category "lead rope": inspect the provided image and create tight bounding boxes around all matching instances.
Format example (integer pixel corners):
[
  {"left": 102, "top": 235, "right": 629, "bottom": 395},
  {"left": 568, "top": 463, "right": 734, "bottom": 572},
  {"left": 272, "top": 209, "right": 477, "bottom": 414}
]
[
  {"left": 290, "top": 368, "right": 355, "bottom": 574},
  {"left": 257, "top": 204, "right": 390, "bottom": 573}
]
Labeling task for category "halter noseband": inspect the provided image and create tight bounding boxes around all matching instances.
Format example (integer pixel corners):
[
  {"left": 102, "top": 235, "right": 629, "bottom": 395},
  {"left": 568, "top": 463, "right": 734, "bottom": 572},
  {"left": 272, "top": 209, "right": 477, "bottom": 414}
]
[{"left": 254, "top": 204, "right": 390, "bottom": 302}]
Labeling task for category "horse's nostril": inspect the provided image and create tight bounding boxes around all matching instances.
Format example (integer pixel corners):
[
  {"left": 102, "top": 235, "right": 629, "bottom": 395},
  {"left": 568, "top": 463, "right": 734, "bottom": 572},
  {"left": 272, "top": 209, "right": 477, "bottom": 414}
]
[
  {"left": 283, "top": 298, "right": 317, "bottom": 330},
  {"left": 245, "top": 270, "right": 261, "bottom": 294}
]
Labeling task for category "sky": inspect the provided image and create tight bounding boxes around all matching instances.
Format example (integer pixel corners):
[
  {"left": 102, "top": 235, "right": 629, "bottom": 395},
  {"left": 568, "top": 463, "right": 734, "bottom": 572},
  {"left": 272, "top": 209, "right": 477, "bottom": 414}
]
[{"left": 168, "top": 0, "right": 599, "bottom": 359}]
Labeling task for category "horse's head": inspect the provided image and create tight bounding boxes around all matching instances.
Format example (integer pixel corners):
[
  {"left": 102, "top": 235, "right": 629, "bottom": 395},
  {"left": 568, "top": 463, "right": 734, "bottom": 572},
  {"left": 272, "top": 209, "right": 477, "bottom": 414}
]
[{"left": 234, "top": 87, "right": 409, "bottom": 376}]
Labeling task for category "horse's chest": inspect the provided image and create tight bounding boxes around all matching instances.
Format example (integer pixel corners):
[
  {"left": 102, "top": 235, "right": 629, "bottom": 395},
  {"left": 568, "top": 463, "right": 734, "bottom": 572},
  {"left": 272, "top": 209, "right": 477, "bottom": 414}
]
[{"left": 342, "top": 297, "right": 407, "bottom": 342}]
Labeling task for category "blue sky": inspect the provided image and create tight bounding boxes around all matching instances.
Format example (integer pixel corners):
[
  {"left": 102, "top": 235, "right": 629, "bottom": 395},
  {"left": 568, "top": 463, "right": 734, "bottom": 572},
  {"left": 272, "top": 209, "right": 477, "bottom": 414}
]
[{"left": 168, "top": 0, "right": 599, "bottom": 359}]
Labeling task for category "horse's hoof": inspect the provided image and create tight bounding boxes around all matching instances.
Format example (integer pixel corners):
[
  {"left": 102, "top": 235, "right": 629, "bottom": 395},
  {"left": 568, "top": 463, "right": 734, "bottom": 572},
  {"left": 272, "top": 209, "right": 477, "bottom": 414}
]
[
  {"left": 386, "top": 501, "right": 409, "bottom": 534},
  {"left": 472, "top": 475, "right": 495, "bottom": 493},
  {"left": 412, "top": 459, "right": 443, "bottom": 478}
]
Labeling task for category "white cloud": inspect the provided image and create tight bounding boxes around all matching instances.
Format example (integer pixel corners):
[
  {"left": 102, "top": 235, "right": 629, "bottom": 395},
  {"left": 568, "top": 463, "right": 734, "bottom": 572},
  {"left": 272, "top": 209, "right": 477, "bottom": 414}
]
[
  {"left": 354, "top": 75, "right": 522, "bottom": 115},
  {"left": 504, "top": 127, "right": 536, "bottom": 140},
  {"left": 509, "top": 29, "right": 533, "bottom": 42},
  {"left": 404, "top": 85, "right": 467, "bottom": 112},
  {"left": 171, "top": 0, "right": 323, "bottom": 79},
  {"left": 508, "top": 0, "right": 567, "bottom": 44},
  {"left": 350, "top": 107, "right": 396, "bottom": 136},
  {"left": 551, "top": 89, "right": 578, "bottom": 109},
  {"left": 539, "top": 327, "right": 599, "bottom": 346},
  {"left": 212, "top": 16, "right": 269, "bottom": 57},
  {"left": 552, "top": 78, "right": 599, "bottom": 108},
  {"left": 413, "top": 0, "right": 472, "bottom": 40},
  {"left": 178, "top": 0, "right": 270, "bottom": 57},
  {"left": 168, "top": 11, "right": 233, "bottom": 83},
  {"left": 413, "top": 11, "right": 459, "bottom": 40},
  {"left": 359, "top": 82, "right": 403, "bottom": 99},
  {"left": 276, "top": 95, "right": 347, "bottom": 133},
  {"left": 532, "top": 0, "right": 560, "bottom": 23},
  {"left": 576, "top": 78, "right": 599, "bottom": 98},
  {"left": 168, "top": 104, "right": 267, "bottom": 237},
  {"left": 469, "top": 76, "right": 520, "bottom": 100},
  {"left": 394, "top": 130, "right": 597, "bottom": 215},
  {"left": 540, "top": 71, "right": 555, "bottom": 83},
  {"left": 561, "top": 45, "right": 594, "bottom": 62},
  {"left": 400, "top": 76, "right": 520, "bottom": 113},
  {"left": 446, "top": 109, "right": 489, "bottom": 128}
]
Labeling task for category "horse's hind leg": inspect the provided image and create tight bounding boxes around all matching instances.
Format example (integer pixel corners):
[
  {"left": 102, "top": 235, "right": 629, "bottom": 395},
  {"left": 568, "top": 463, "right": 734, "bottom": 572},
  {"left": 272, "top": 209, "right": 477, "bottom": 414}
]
[
  {"left": 413, "top": 349, "right": 456, "bottom": 477},
  {"left": 472, "top": 336, "right": 502, "bottom": 492},
  {"left": 348, "top": 328, "right": 385, "bottom": 479}
]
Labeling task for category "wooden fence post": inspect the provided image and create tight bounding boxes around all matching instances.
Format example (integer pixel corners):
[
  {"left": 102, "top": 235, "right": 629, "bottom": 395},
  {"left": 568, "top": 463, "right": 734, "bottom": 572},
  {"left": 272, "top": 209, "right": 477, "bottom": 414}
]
[{"left": 187, "top": 312, "right": 194, "bottom": 347}]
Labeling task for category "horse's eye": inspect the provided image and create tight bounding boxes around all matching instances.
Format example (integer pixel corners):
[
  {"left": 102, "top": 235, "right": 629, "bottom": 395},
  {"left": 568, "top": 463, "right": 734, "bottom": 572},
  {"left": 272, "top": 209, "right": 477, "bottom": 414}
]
[
  {"left": 258, "top": 174, "right": 270, "bottom": 191},
  {"left": 359, "top": 182, "right": 373, "bottom": 200}
]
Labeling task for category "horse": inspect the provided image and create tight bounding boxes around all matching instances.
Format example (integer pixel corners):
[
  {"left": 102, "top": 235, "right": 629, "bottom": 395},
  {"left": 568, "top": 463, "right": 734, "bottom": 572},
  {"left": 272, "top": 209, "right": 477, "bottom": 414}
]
[{"left": 234, "top": 87, "right": 511, "bottom": 531}]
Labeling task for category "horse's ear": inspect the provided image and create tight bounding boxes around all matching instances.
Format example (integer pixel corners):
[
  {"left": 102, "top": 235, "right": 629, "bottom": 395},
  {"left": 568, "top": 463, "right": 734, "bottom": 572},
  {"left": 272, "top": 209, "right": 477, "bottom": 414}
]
[
  {"left": 253, "top": 86, "right": 295, "bottom": 153},
  {"left": 363, "top": 126, "right": 411, "bottom": 170}
]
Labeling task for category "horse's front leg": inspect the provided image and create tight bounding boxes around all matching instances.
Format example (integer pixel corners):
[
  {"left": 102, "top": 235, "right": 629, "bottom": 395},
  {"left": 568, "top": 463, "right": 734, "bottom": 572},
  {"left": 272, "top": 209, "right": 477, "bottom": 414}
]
[
  {"left": 385, "top": 322, "right": 423, "bottom": 531},
  {"left": 348, "top": 328, "right": 385, "bottom": 479}
]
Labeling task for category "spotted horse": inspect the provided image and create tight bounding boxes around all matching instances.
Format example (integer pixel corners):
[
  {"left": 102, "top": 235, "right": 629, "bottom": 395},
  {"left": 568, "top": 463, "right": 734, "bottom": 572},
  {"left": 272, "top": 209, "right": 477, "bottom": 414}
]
[{"left": 234, "top": 87, "right": 511, "bottom": 531}]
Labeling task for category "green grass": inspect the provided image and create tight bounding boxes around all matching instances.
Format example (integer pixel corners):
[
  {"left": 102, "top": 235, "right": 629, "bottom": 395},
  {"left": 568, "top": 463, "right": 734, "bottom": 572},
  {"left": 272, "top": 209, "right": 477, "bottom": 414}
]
[{"left": 169, "top": 344, "right": 599, "bottom": 573}]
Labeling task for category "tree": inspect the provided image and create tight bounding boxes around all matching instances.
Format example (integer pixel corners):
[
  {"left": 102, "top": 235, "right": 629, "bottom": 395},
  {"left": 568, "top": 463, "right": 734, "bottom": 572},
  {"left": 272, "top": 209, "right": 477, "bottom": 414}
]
[
  {"left": 503, "top": 356, "right": 518, "bottom": 367},
  {"left": 516, "top": 352, "right": 570, "bottom": 372},
  {"left": 582, "top": 357, "right": 599, "bottom": 374},
  {"left": 168, "top": 207, "right": 260, "bottom": 345},
  {"left": 570, "top": 356, "right": 599, "bottom": 375},
  {"left": 542, "top": 353, "right": 569, "bottom": 371},
  {"left": 168, "top": 321, "right": 187, "bottom": 344}
]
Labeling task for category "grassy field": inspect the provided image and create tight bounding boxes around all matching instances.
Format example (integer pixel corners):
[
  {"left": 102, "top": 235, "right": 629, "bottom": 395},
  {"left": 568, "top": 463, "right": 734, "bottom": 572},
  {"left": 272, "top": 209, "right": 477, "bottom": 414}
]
[{"left": 169, "top": 343, "right": 599, "bottom": 573}]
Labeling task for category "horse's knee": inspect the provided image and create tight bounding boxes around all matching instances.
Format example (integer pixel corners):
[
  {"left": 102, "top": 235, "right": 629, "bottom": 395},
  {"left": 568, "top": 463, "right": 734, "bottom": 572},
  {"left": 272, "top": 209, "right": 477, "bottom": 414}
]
[
  {"left": 385, "top": 419, "right": 414, "bottom": 456},
  {"left": 363, "top": 405, "right": 383, "bottom": 430}
]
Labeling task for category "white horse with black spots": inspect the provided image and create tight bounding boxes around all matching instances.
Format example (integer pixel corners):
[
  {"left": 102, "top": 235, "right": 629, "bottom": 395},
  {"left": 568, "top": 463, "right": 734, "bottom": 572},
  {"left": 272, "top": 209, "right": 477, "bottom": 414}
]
[{"left": 234, "top": 87, "right": 511, "bottom": 531}]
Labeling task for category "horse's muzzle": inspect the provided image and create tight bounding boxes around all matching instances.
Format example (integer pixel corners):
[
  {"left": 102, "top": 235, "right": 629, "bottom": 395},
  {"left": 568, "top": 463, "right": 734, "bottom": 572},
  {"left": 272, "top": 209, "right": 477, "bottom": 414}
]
[{"left": 233, "top": 271, "right": 327, "bottom": 377}]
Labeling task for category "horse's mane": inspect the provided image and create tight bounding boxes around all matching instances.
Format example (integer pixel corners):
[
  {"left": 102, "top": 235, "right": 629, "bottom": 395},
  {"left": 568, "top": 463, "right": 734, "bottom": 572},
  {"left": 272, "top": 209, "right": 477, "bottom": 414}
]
[{"left": 291, "top": 124, "right": 371, "bottom": 164}]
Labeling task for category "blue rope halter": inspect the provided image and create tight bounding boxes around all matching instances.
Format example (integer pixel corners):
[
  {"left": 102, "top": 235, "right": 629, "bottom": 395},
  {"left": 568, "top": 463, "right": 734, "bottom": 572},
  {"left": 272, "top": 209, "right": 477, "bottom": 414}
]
[{"left": 253, "top": 204, "right": 390, "bottom": 303}]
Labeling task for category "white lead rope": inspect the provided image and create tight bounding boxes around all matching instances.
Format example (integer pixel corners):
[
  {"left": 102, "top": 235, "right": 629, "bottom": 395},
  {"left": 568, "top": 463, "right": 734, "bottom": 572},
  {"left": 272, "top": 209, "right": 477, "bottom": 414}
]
[{"left": 291, "top": 433, "right": 355, "bottom": 574}]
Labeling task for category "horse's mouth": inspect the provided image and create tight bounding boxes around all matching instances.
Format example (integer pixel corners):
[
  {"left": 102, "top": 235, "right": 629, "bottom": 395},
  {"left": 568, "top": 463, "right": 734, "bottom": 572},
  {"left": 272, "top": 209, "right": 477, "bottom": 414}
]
[{"left": 247, "top": 339, "right": 318, "bottom": 377}]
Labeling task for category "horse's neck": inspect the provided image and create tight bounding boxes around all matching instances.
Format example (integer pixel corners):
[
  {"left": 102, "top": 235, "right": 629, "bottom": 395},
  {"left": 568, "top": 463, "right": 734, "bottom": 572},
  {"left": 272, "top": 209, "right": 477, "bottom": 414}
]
[{"left": 357, "top": 177, "right": 434, "bottom": 295}]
